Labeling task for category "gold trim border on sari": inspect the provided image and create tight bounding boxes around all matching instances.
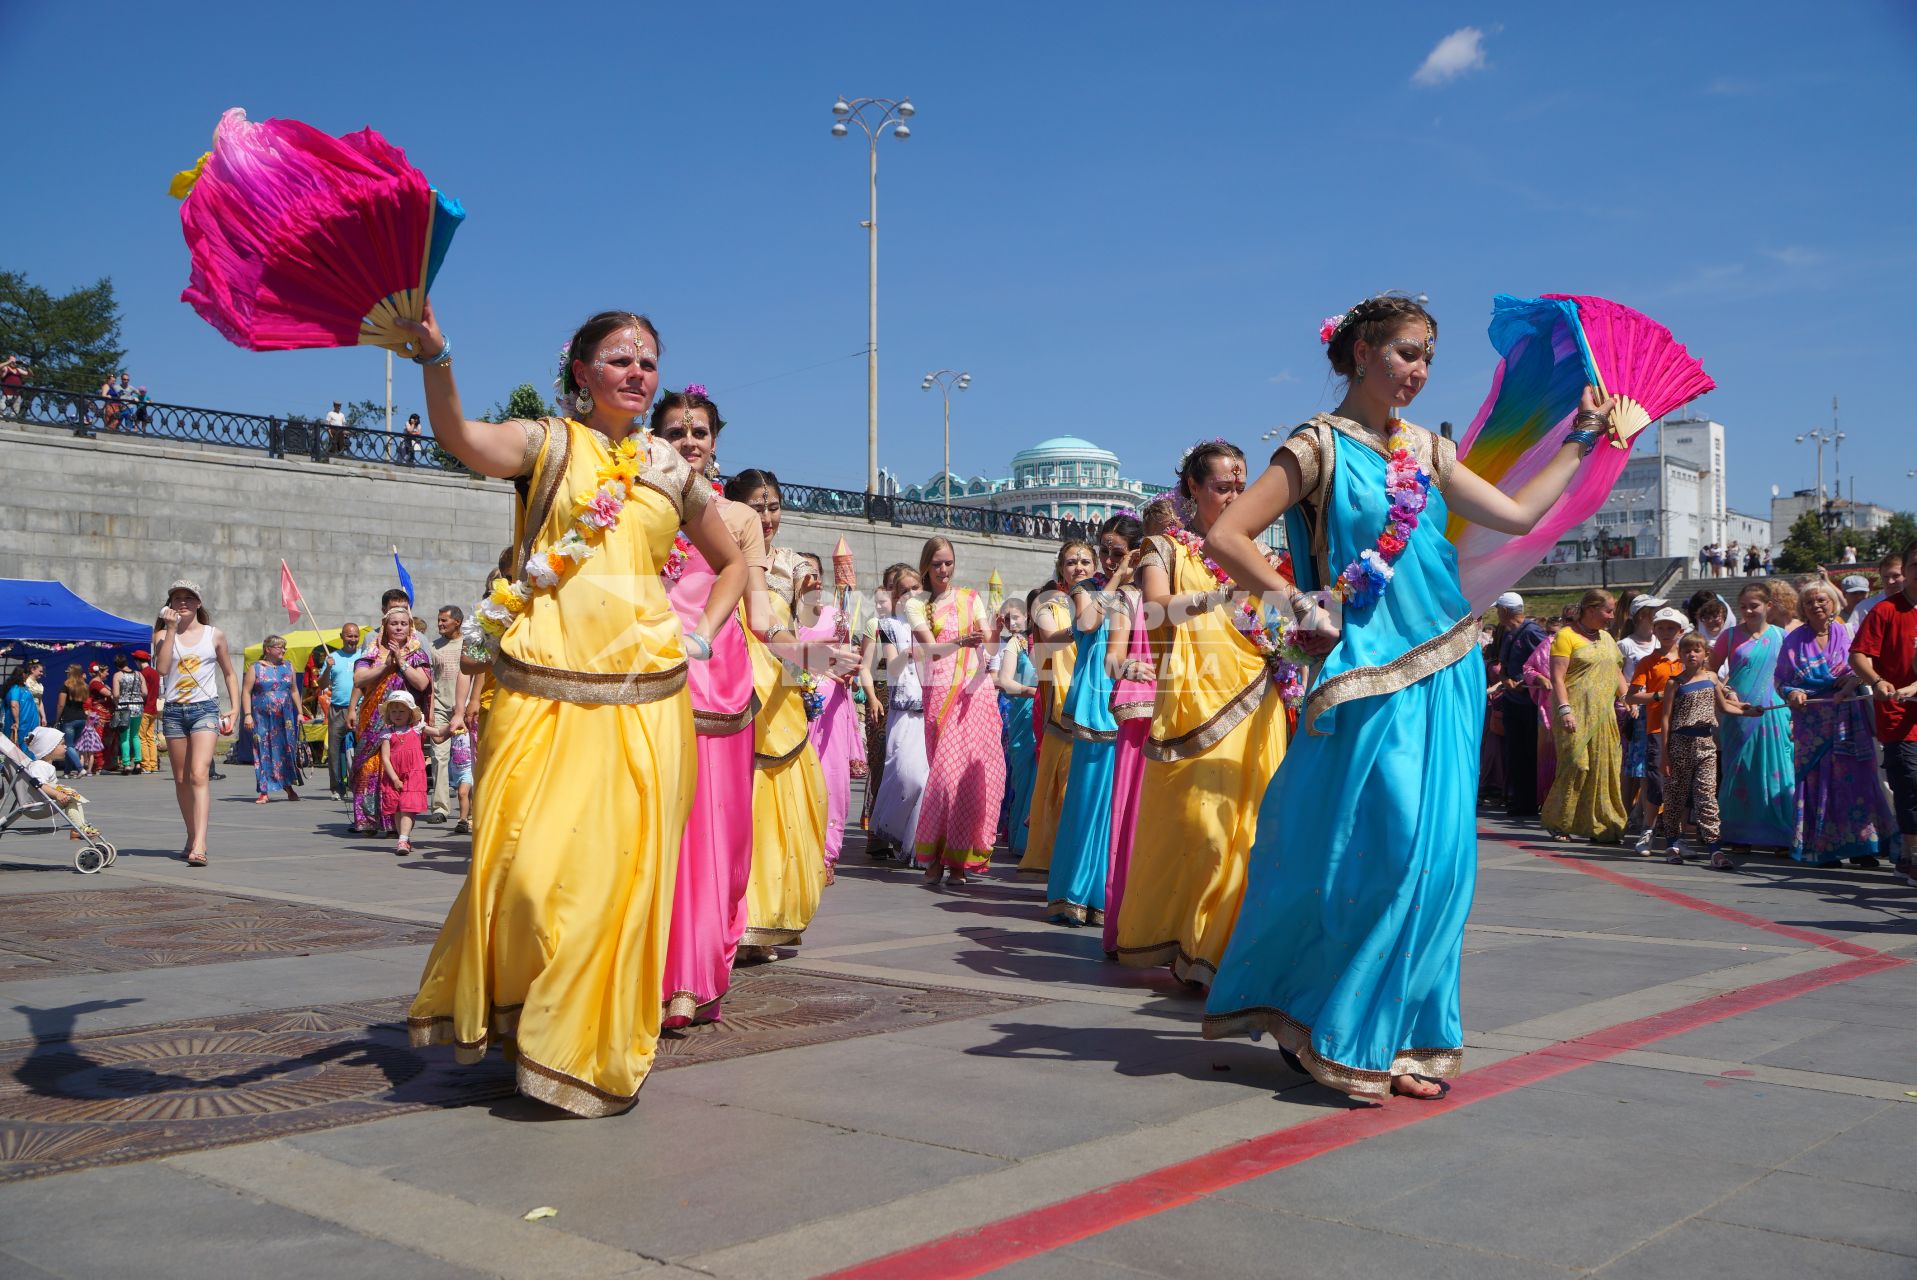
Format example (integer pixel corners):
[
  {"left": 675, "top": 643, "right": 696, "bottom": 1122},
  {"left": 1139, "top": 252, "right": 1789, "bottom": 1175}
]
[
  {"left": 1200, "top": 1003, "right": 1462, "bottom": 1101},
  {"left": 407, "top": 1005, "right": 641, "bottom": 1119},
  {"left": 694, "top": 693, "right": 760, "bottom": 737},
  {"left": 1301, "top": 612, "right": 1479, "bottom": 737},
  {"left": 1113, "top": 939, "right": 1218, "bottom": 987},
  {"left": 494, "top": 650, "right": 688, "bottom": 707},
  {"left": 1144, "top": 670, "right": 1269, "bottom": 763}
]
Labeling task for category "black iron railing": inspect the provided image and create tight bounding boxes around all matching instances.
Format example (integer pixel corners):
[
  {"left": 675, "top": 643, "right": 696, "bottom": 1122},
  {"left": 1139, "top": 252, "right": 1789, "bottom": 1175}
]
[
  {"left": 2, "top": 383, "right": 1097, "bottom": 539},
  {"left": 4, "top": 384, "right": 464, "bottom": 472}
]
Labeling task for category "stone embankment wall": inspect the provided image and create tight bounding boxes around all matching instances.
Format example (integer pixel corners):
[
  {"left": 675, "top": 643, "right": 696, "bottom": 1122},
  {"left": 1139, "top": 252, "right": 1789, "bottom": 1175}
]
[{"left": 0, "top": 422, "right": 1068, "bottom": 649}]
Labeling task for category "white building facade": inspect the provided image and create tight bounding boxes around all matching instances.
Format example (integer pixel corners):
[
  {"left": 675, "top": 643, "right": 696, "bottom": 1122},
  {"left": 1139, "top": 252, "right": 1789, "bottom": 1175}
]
[
  {"left": 898, "top": 435, "right": 1164, "bottom": 523},
  {"left": 1556, "top": 416, "right": 1745, "bottom": 565}
]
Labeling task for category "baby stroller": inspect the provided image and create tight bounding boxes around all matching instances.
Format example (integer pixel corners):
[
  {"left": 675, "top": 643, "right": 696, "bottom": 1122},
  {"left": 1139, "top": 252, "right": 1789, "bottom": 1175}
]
[{"left": 0, "top": 727, "right": 118, "bottom": 874}]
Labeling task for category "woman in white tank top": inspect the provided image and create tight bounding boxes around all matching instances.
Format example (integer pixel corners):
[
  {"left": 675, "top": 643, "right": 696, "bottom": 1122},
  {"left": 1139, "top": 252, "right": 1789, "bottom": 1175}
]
[{"left": 154, "top": 579, "right": 240, "bottom": 867}]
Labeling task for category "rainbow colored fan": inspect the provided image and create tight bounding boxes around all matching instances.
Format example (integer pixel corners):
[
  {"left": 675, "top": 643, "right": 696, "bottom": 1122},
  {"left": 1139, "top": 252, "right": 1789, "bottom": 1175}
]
[
  {"left": 170, "top": 108, "right": 464, "bottom": 356},
  {"left": 1446, "top": 294, "right": 1715, "bottom": 613}
]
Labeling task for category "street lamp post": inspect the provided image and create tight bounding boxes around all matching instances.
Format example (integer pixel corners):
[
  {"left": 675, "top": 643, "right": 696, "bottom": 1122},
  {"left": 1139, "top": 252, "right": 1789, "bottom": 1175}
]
[
  {"left": 831, "top": 95, "right": 915, "bottom": 496},
  {"left": 921, "top": 369, "right": 971, "bottom": 525},
  {"left": 1794, "top": 425, "right": 1843, "bottom": 507}
]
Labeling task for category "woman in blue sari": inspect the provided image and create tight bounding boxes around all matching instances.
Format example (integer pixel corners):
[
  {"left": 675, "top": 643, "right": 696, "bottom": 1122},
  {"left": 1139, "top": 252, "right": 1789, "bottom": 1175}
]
[
  {"left": 995, "top": 597, "right": 1041, "bottom": 858},
  {"left": 1046, "top": 512, "right": 1145, "bottom": 925},
  {"left": 1713, "top": 582, "right": 1795, "bottom": 849},
  {"left": 1201, "top": 294, "right": 1620, "bottom": 1104}
]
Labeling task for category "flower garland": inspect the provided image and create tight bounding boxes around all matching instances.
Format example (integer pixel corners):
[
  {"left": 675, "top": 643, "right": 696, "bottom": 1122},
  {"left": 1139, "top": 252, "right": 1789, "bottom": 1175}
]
[
  {"left": 796, "top": 669, "right": 824, "bottom": 720},
  {"left": 1328, "top": 423, "right": 1431, "bottom": 610},
  {"left": 661, "top": 532, "right": 696, "bottom": 583},
  {"left": 1162, "top": 528, "right": 1309, "bottom": 707},
  {"left": 464, "top": 432, "right": 642, "bottom": 662}
]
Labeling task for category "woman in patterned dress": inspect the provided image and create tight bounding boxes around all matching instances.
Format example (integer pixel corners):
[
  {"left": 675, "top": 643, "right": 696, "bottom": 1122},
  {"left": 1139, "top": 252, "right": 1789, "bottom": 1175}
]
[
  {"left": 909, "top": 536, "right": 1006, "bottom": 886},
  {"left": 348, "top": 605, "right": 432, "bottom": 833},
  {"left": 242, "top": 634, "right": 303, "bottom": 802},
  {"left": 1774, "top": 581, "right": 1892, "bottom": 866},
  {"left": 1541, "top": 590, "right": 1628, "bottom": 843}
]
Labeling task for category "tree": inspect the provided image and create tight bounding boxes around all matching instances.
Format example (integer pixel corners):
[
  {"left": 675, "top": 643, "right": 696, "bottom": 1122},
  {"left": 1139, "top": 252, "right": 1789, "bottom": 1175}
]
[
  {"left": 483, "top": 382, "right": 551, "bottom": 423},
  {"left": 0, "top": 269, "right": 126, "bottom": 394},
  {"left": 341, "top": 398, "right": 387, "bottom": 431},
  {"left": 1774, "top": 509, "right": 1835, "bottom": 574},
  {"left": 1869, "top": 511, "right": 1917, "bottom": 562}
]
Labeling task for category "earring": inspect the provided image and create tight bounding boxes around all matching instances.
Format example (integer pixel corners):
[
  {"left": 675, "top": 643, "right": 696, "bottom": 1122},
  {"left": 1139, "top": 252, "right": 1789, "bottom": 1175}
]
[
  {"left": 574, "top": 386, "right": 594, "bottom": 416},
  {"left": 704, "top": 454, "right": 721, "bottom": 480},
  {"left": 1355, "top": 364, "right": 1366, "bottom": 380}
]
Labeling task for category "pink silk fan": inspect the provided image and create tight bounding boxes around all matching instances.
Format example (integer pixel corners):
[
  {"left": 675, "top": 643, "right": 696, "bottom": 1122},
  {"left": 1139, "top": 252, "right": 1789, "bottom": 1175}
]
[
  {"left": 1448, "top": 293, "right": 1715, "bottom": 614},
  {"left": 171, "top": 108, "right": 465, "bottom": 356}
]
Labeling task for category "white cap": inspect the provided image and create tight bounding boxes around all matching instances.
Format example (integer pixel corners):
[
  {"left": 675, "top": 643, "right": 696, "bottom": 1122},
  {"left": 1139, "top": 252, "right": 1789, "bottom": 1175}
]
[
  {"left": 26, "top": 727, "right": 64, "bottom": 759},
  {"left": 1629, "top": 595, "right": 1668, "bottom": 614},
  {"left": 1493, "top": 591, "right": 1523, "bottom": 610},
  {"left": 1651, "top": 607, "right": 1690, "bottom": 629}
]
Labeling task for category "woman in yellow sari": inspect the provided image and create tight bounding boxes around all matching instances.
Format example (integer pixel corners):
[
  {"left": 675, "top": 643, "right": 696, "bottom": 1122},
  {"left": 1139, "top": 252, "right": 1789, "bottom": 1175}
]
[
  {"left": 402, "top": 307, "right": 746, "bottom": 1117},
  {"left": 1542, "top": 589, "right": 1628, "bottom": 843},
  {"left": 1017, "top": 542, "right": 1094, "bottom": 877},
  {"left": 1113, "top": 441, "right": 1288, "bottom": 987},
  {"left": 725, "top": 469, "right": 850, "bottom": 960}
]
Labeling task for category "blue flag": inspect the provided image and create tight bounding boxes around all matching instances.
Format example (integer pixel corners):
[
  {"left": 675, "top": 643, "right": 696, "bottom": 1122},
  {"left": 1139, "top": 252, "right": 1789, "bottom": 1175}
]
[{"left": 393, "top": 548, "right": 414, "bottom": 605}]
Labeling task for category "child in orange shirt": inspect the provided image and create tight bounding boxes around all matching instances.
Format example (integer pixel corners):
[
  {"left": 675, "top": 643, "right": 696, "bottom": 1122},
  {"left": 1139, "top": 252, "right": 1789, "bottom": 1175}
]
[{"left": 1625, "top": 608, "right": 1690, "bottom": 852}]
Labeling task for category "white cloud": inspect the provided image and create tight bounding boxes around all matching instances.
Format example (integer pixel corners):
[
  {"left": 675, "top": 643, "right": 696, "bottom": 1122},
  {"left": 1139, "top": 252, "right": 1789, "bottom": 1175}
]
[
  {"left": 1412, "top": 27, "right": 1489, "bottom": 88},
  {"left": 1763, "top": 246, "right": 1825, "bottom": 269},
  {"left": 1268, "top": 370, "right": 1298, "bottom": 386}
]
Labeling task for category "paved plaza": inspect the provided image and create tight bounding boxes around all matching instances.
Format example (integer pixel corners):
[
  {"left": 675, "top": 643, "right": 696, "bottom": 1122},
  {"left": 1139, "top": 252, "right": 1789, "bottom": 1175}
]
[{"left": 1, "top": 771, "right": 1913, "bottom": 1279}]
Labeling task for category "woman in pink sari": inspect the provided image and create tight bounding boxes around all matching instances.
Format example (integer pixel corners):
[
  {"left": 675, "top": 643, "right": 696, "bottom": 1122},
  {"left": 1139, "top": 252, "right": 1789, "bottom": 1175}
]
[
  {"left": 653, "top": 387, "right": 764, "bottom": 1027},
  {"left": 1104, "top": 500, "right": 1168, "bottom": 955},
  {"left": 908, "top": 536, "right": 1005, "bottom": 886},
  {"left": 795, "top": 554, "right": 868, "bottom": 878}
]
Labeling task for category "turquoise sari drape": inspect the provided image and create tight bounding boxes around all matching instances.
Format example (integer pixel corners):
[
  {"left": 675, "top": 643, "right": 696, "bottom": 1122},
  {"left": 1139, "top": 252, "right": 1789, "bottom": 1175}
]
[
  {"left": 1717, "top": 625, "right": 1795, "bottom": 847},
  {"left": 1205, "top": 420, "right": 1482, "bottom": 1099},
  {"left": 1047, "top": 604, "right": 1116, "bottom": 923},
  {"left": 1002, "top": 642, "right": 1040, "bottom": 855}
]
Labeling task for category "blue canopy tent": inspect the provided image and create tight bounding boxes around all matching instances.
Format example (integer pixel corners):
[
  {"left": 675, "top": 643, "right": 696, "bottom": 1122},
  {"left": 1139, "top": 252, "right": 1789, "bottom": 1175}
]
[{"left": 0, "top": 579, "right": 154, "bottom": 728}]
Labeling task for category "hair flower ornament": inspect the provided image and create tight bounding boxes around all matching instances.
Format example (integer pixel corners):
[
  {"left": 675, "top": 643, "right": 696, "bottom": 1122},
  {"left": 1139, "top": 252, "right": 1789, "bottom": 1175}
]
[
  {"left": 683, "top": 383, "right": 708, "bottom": 399},
  {"left": 1318, "top": 314, "right": 1347, "bottom": 345}
]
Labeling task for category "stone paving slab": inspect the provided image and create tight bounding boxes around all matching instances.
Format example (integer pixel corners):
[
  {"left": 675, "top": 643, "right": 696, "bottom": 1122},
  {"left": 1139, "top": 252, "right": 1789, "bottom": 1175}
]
[
  {"left": 1590, "top": 1218, "right": 1914, "bottom": 1280},
  {"left": 0, "top": 1160, "right": 488, "bottom": 1280},
  {"left": 0, "top": 776, "right": 1912, "bottom": 1278},
  {"left": 1046, "top": 1194, "right": 1574, "bottom": 1279}
]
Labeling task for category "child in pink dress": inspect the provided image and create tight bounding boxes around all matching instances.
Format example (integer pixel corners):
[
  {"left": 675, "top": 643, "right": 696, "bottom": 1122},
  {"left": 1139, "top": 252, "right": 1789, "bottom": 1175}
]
[{"left": 378, "top": 690, "right": 431, "bottom": 855}]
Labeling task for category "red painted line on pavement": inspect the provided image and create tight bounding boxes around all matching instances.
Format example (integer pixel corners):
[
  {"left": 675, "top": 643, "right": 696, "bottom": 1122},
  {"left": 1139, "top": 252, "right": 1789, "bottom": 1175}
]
[
  {"left": 1481, "top": 830, "right": 1880, "bottom": 958},
  {"left": 814, "top": 840, "right": 1904, "bottom": 1280},
  {"left": 818, "top": 951, "right": 1905, "bottom": 1280}
]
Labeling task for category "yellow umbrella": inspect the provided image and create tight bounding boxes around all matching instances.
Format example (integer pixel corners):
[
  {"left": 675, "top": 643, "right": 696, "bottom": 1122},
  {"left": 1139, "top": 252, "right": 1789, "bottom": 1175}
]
[{"left": 243, "top": 626, "right": 365, "bottom": 670}]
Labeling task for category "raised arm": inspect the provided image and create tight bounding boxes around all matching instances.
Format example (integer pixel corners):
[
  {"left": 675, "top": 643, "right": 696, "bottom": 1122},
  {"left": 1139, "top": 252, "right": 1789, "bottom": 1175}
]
[{"left": 395, "top": 301, "right": 542, "bottom": 478}]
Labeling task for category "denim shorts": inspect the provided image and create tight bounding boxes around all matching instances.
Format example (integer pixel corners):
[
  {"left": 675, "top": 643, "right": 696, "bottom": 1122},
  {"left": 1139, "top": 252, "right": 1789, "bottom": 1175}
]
[{"left": 162, "top": 700, "right": 220, "bottom": 739}]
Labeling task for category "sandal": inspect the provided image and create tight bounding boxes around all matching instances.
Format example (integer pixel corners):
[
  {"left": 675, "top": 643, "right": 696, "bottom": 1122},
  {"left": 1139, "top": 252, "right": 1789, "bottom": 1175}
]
[
  {"left": 185, "top": 850, "right": 207, "bottom": 868},
  {"left": 1708, "top": 849, "right": 1736, "bottom": 872},
  {"left": 452, "top": 818, "right": 470, "bottom": 835},
  {"left": 1390, "top": 1073, "right": 1451, "bottom": 1101}
]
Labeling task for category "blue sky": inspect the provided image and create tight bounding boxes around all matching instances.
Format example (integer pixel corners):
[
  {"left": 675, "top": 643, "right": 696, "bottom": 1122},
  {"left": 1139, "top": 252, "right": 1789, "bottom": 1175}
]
[{"left": 9, "top": 2, "right": 1915, "bottom": 518}]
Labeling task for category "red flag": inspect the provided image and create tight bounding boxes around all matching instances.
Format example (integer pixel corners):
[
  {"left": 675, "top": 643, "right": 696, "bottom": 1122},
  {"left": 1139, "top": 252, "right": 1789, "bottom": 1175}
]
[{"left": 279, "top": 559, "right": 303, "bottom": 625}]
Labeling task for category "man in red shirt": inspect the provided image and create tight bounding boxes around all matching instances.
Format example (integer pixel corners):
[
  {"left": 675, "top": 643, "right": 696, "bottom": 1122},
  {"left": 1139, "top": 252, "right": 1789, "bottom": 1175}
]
[
  {"left": 1850, "top": 541, "right": 1917, "bottom": 883},
  {"left": 135, "top": 649, "right": 162, "bottom": 774}
]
